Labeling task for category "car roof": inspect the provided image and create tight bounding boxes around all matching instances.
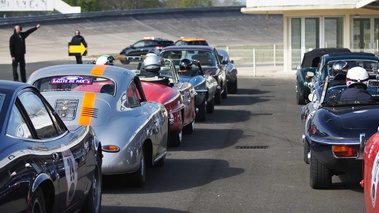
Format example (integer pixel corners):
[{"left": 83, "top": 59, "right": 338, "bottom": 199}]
[
  {"left": 142, "top": 37, "right": 173, "bottom": 42},
  {"left": 322, "top": 52, "right": 379, "bottom": 61},
  {"left": 178, "top": 37, "right": 207, "bottom": 42},
  {"left": 162, "top": 45, "right": 214, "bottom": 51},
  {"left": 28, "top": 64, "right": 136, "bottom": 84},
  {"left": 301, "top": 48, "right": 351, "bottom": 68},
  {"left": 0, "top": 80, "right": 28, "bottom": 96}
]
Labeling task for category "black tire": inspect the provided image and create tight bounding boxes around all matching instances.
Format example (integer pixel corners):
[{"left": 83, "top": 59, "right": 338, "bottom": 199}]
[
  {"left": 214, "top": 90, "right": 222, "bottom": 104},
  {"left": 206, "top": 97, "right": 215, "bottom": 113},
  {"left": 228, "top": 80, "right": 238, "bottom": 94},
  {"left": 169, "top": 130, "right": 182, "bottom": 147},
  {"left": 82, "top": 161, "right": 102, "bottom": 213},
  {"left": 183, "top": 120, "right": 195, "bottom": 134},
  {"left": 196, "top": 99, "right": 206, "bottom": 121},
  {"left": 154, "top": 155, "right": 166, "bottom": 168},
  {"left": 29, "top": 188, "right": 46, "bottom": 213},
  {"left": 310, "top": 151, "right": 332, "bottom": 189},
  {"left": 222, "top": 84, "right": 228, "bottom": 99},
  {"left": 296, "top": 82, "right": 306, "bottom": 105},
  {"left": 304, "top": 141, "right": 310, "bottom": 164},
  {"left": 132, "top": 149, "right": 146, "bottom": 187}
]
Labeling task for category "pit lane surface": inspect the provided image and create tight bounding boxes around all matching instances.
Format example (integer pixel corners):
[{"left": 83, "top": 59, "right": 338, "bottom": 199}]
[{"left": 0, "top": 62, "right": 365, "bottom": 212}]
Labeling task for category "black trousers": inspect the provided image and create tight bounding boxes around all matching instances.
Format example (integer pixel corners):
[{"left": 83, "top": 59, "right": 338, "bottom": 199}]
[
  {"left": 12, "top": 56, "right": 26, "bottom": 82},
  {"left": 75, "top": 55, "right": 83, "bottom": 64}
]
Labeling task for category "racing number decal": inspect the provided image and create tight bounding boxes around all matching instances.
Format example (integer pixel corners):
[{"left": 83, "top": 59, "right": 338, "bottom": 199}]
[
  {"left": 371, "top": 152, "right": 379, "bottom": 207},
  {"left": 62, "top": 146, "right": 78, "bottom": 207}
]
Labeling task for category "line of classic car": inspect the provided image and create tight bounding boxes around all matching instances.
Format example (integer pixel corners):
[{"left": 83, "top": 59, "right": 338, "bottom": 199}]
[
  {"left": 296, "top": 48, "right": 379, "bottom": 211},
  {"left": 0, "top": 42, "right": 238, "bottom": 212}
]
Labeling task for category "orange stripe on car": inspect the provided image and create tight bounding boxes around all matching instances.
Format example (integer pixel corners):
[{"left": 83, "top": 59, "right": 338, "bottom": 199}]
[
  {"left": 91, "top": 65, "right": 107, "bottom": 76},
  {"left": 78, "top": 92, "right": 96, "bottom": 125}
]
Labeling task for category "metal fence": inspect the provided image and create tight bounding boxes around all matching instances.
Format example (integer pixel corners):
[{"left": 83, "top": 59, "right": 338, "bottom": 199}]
[{"left": 216, "top": 44, "right": 284, "bottom": 66}]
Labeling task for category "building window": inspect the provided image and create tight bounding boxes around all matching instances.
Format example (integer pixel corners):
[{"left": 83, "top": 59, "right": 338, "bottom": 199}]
[
  {"left": 291, "top": 18, "right": 301, "bottom": 69},
  {"left": 374, "top": 18, "right": 379, "bottom": 52},
  {"left": 352, "top": 18, "right": 370, "bottom": 51},
  {"left": 305, "top": 18, "right": 320, "bottom": 50},
  {"left": 325, "top": 17, "right": 343, "bottom": 48}
]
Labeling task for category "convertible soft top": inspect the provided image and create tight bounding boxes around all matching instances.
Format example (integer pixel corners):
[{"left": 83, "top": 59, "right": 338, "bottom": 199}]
[{"left": 301, "top": 48, "right": 351, "bottom": 68}]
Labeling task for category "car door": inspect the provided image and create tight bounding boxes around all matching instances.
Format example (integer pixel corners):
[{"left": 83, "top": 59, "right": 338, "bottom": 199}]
[
  {"left": 131, "top": 40, "right": 148, "bottom": 56},
  {"left": 16, "top": 89, "right": 88, "bottom": 211},
  {"left": 169, "top": 60, "right": 195, "bottom": 125},
  {"left": 213, "top": 48, "right": 227, "bottom": 87},
  {"left": 133, "top": 77, "right": 167, "bottom": 158}
]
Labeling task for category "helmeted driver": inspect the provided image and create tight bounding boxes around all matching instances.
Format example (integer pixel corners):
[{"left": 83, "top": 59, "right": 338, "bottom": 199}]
[
  {"left": 179, "top": 59, "right": 192, "bottom": 73},
  {"left": 335, "top": 66, "right": 374, "bottom": 104},
  {"left": 143, "top": 53, "right": 161, "bottom": 72},
  {"left": 96, "top": 54, "right": 115, "bottom": 65}
]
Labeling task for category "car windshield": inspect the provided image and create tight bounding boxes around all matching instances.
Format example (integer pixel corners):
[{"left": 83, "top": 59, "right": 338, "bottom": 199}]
[
  {"left": 323, "top": 78, "right": 379, "bottom": 106},
  {"left": 32, "top": 76, "right": 116, "bottom": 96},
  {"left": 321, "top": 59, "right": 379, "bottom": 81},
  {"left": 161, "top": 50, "right": 216, "bottom": 67}
]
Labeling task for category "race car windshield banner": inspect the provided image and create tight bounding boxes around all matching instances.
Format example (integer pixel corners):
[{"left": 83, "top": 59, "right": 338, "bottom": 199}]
[{"left": 50, "top": 76, "right": 93, "bottom": 84}]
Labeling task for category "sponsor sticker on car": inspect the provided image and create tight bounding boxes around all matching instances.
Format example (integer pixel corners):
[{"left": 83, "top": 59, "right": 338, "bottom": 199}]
[{"left": 50, "top": 76, "right": 93, "bottom": 84}]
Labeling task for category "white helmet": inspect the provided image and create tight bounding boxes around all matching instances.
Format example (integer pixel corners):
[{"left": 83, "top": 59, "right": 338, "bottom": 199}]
[
  {"left": 144, "top": 53, "right": 161, "bottom": 72},
  {"left": 346, "top": 66, "right": 369, "bottom": 88},
  {"left": 96, "top": 54, "right": 115, "bottom": 65}
]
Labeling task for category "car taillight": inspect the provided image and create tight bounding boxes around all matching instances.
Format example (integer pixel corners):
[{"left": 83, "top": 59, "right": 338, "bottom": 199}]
[
  {"left": 155, "top": 46, "right": 164, "bottom": 49},
  {"left": 102, "top": 145, "right": 120, "bottom": 152},
  {"left": 55, "top": 99, "right": 79, "bottom": 121},
  {"left": 332, "top": 145, "right": 359, "bottom": 158}
]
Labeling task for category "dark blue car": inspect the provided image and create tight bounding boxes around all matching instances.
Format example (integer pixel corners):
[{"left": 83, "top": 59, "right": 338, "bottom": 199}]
[{"left": 0, "top": 80, "right": 102, "bottom": 212}]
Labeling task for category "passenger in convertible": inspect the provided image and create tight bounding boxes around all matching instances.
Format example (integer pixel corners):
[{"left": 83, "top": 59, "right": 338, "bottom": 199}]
[{"left": 335, "top": 66, "right": 375, "bottom": 104}]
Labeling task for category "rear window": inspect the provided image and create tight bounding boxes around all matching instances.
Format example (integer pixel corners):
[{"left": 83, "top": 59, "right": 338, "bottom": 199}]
[{"left": 32, "top": 76, "right": 116, "bottom": 96}]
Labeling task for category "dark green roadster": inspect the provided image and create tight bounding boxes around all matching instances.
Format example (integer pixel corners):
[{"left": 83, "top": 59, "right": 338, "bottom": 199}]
[{"left": 295, "top": 48, "right": 350, "bottom": 105}]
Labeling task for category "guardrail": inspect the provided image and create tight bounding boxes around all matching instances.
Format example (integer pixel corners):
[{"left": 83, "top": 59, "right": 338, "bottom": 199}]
[{"left": 0, "top": 6, "right": 243, "bottom": 26}]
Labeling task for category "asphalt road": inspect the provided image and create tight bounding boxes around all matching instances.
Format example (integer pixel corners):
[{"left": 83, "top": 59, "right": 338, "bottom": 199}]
[
  {"left": 0, "top": 61, "right": 365, "bottom": 212},
  {"left": 97, "top": 76, "right": 363, "bottom": 212}
]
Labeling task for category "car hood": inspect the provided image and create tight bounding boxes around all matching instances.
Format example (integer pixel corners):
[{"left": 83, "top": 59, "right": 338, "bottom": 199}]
[
  {"left": 141, "top": 81, "right": 181, "bottom": 105},
  {"left": 311, "top": 106, "right": 379, "bottom": 139},
  {"left": 178, "top": 75, "right": 205, "bottom": 88}
]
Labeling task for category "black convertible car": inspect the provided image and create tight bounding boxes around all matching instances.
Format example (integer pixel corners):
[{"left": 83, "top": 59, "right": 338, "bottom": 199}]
[
  {"left": 0, "top": 80, "right": 102, "bottom": 212},
  {"left": 301, "top": 69, "right": 379, "bottom": 189},
  {"left": 161, "top": 45, "right": 228, "bottom": 104}
]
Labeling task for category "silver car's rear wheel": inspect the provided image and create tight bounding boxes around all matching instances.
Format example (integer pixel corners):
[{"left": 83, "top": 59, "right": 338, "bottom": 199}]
[{"left": 132, "top": 150, "right": 146, "bottom": 187}]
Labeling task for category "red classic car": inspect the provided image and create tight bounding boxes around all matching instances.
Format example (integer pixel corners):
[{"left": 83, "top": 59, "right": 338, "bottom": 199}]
[
  {"left": 362, "top": 132, "right": 379, "bottom": 212},
  {"left": 135, "top": 55, "right": 196, "bottom": 147}
]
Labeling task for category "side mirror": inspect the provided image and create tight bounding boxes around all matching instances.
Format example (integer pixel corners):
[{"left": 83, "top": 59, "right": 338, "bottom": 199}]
[{"left": 230, "top": 60, "right": 234, "bottom": 64}]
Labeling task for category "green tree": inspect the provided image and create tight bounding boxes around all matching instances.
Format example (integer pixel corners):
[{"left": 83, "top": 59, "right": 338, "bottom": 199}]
[
  {"left": 162, "top": 0, "right": 212, "bottom": 8},
  {"left": 63, "top": 0, "right": 101, "bottom": 12}
]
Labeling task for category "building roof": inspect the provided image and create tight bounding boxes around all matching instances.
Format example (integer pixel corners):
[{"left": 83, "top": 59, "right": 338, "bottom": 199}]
[{"left": 241, "top": 0, "right": 379, "bottom": 14}]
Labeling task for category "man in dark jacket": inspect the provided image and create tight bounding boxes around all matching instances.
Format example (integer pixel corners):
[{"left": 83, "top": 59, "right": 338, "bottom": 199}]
[
  {"left": 71, "top": 30, "right": 87, "bottom": 64},
  {"left": 9, "top": 24, "right": 40, "bottom": 82},
  {"left": 335, "top": 66, "right": 375, "bottom": 104}
]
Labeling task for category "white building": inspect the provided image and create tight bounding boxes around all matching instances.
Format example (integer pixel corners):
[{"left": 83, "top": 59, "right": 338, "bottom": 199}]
[
  {"left": 0, "top": 0, "right": 80, "bottom": 14},
  {"left": 241, "top": 0, "right": 379, "bottom": 71}
]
